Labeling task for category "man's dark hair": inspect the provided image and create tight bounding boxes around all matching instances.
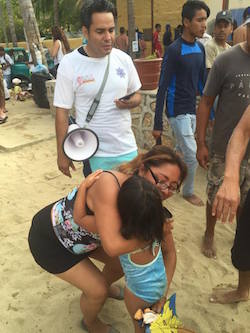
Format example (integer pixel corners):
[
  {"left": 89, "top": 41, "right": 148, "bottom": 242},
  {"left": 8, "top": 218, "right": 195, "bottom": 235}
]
[
  {"left": 0, "top": 46, "right": 4, "bottom": 52},
  {"left": 118, "top": 176, "right": 165, "bottom": 243},
  {"left": 155, "top": 23, "right": 161, "bottom": 29},
  {"left": 243, "top": 7, "right": 250, "bottom": 21},
  {"left": 80, "top": 0, "right": 116, "bottom": 29},
  {"left": 182, "top": 0, "right": 210, "bottom": 23},
  {"left": 120, "top": 26, "right": 125, "bottom": 34}
]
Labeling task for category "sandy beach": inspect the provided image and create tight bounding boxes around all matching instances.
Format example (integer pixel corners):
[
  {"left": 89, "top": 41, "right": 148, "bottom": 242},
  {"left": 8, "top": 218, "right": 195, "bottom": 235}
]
[{"left": 0, "top": 98, "right": 249, "bottom": 333}]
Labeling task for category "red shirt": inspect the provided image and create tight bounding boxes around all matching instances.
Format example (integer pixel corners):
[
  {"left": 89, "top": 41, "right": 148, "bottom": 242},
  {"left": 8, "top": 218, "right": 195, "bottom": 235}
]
[{"left": 153, "top": 31, "right": 163, "bottom": 58}]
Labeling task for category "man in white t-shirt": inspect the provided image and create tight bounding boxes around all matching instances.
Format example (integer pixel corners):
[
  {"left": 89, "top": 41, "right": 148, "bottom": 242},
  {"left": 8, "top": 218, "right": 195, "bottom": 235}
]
[
  {"left": 54, "top": 0, "right": 141, "bottom": 178},
  {"left": 205, "top": 10, "right": 232, "bottom": 72},
  {"left": 0, "top": 47, "right": 14, "bottom": 89}
]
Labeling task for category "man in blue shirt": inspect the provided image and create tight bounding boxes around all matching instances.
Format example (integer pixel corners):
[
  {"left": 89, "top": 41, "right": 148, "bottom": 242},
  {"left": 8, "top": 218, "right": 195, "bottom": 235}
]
[{"left": 153, "top": 0, "right": 209, "bottom": 206}]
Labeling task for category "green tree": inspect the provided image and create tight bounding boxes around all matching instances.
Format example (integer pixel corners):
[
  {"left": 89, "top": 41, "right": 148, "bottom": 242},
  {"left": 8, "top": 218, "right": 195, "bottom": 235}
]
[
  {"left": 6, "top": 0, "right": 18, "bottom": 47},
  {"left": 0, "top": 1, "right": 9, "bottom": 46},
  {"left": 18, "top": 0, "right": 46, "bottom": 65},
  {"left": 127, "top": 0, "right": 135, "bottom": 57}
]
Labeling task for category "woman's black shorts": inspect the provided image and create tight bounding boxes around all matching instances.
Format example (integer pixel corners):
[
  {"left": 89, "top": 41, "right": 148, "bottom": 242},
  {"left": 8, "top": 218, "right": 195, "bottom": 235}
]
[
  {"left": 28, "top": 202, "right": 91, "bottom": 274},
  {"left": 231, "top": 190, "right": 250, "bottom": 271}
]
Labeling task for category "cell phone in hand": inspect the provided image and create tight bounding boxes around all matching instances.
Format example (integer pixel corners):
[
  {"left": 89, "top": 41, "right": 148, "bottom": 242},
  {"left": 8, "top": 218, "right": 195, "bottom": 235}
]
[{"left": 119, "top": 92, "right": 136, "bottom": 101}]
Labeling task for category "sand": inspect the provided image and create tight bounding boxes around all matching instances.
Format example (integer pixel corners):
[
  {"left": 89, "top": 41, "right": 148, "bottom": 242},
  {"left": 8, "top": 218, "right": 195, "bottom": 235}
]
[{"left": 0, "top": 98, "right": 249, "bottom": 333}]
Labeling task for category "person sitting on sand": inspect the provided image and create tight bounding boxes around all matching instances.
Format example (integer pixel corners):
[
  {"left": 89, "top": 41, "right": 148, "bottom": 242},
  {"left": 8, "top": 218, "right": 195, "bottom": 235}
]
[
  {"left": 208, "top": 106, "right": 250, "bottom": 304},
  {"left": 75, "top": 174, "right": 176, "bottom": 333},
  {"left": 28, "top": 145, "right": 187, "bottom": 333}
]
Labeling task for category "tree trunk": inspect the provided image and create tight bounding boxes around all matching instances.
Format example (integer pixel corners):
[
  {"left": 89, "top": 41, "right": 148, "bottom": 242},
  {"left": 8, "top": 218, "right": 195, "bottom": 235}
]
[
  {"left": 53, "top": 0, "right": 59, "bottom": 27},
  {"left": 18, "top": 0, "right": 47, "bottom": 66},
  {"left": 6, "top": 0, "right": 18, "bottom": 47},
  {"left": 127, "top": 0, "right": 136, "bottom": 58},
  {"left": 0, "top": 2, "right": 9, "bottom": 47}
]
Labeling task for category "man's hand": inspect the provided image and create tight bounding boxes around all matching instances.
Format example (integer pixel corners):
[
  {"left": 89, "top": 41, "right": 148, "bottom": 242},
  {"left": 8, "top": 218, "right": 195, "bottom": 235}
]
[
  {"left": 196, "top": 143, "right": 209, "bottom": 169},
  {"left": 57, "top": 153, "right": 76, "bottom": 178},
  {"left": 115, "top": 99, "right": 134, "bottom": 109},
  {"left": 212, "top": 179, "right": 240, "bottom": 223},
  {"left": 152, "top": 130, "right": 162, "bottom": 140},
  {"left": 115, "top": 92, "right": 141, "bottom": 110}
]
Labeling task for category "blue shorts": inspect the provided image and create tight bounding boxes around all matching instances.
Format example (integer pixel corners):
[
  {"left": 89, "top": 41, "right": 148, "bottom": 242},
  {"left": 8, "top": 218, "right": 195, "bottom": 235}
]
[{"left": 89, "top": 150, "right": 138, "bottom": 171}]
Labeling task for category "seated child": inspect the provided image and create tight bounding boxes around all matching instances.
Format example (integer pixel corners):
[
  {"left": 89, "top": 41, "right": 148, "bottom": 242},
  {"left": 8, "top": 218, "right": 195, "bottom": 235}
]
[{"left": 75, "top": 171, "right": 174, "bottom": 333}]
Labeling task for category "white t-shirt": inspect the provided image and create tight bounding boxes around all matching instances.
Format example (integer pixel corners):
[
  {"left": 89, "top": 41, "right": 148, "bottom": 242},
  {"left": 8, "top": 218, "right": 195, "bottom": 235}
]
[
  {"left": 0, "top": 53, "right": 14, "bottom": 76},
  {"left": 205, "top": 38, "right": 231, "bottom": 69},
  {"left": 54, "top": 40, "right": 64, "bottom": 66},
  {"left": 54, "top": 47, "right": 141, "bottom": 157}
]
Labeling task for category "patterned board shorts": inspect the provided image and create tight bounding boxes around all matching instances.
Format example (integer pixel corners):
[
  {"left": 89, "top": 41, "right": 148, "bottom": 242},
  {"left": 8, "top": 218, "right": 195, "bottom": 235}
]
[{"left": 207, "top": 154, "right": 250, "bottom": 207}]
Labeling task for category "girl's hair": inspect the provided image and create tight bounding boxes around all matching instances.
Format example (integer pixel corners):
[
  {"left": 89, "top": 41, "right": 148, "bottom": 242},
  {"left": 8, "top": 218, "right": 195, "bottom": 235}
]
[
  {"left": 118, "top": 176, "right": 165, "bottom": 242},
  {"left": 52, "top": 26, "right": 71, "bottom": 53},
  {"left": 118, "top": 145, "right": 187, "bottom": 189}
]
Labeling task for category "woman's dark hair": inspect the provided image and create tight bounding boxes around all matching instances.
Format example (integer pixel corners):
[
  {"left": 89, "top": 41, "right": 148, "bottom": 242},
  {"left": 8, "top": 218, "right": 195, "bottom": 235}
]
[
  {"left": 80, "top": 0, "right": 117, "bottom": 30},
  {"left": 118, "top": 176, "right": 165, "bottom": 242},
  {"left": 52, "top": 26, "right": 71, "bottom": 53},
  {"left": 118, "top": 145, "right": 187, "bottom": 189},
  {"left": 182, "top": 0, "right": 210, "bottom": 23}
]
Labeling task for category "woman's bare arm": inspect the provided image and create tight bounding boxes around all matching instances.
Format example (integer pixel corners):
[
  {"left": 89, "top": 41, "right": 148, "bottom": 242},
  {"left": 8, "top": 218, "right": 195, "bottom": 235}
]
[
  {"left": 90, "top": 173, "right": 142, "bottom": 257},
  {"left": 50, "top": 39, "right": 60, "bottom": 58}
]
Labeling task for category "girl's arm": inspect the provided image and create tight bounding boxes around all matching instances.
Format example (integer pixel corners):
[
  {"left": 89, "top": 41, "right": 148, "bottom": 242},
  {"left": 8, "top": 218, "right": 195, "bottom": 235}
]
[
  {"left": 151, "top": 222, "right": 176, "bottom": 314},
  {"left": 50, "top": 39, "right": 60, "bottom": 58},
  {"left": 73, "top": 170, "right": 102, "bottom": 232},
  {"left": 161, "top": 218, "right": 176, "bottom": 295},
  {"left": 90, "top": 173, "right": 142, "bottom": 257}
]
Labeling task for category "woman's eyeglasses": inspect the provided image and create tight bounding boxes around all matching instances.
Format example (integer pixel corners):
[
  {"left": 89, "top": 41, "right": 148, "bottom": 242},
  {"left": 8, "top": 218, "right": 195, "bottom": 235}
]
[{"left": 148, "top": 167, "right": 180, "bottom": 193}]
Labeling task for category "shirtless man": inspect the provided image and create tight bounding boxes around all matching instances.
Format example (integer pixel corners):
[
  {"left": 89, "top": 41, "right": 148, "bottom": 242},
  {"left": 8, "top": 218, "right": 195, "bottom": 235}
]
[{"left": 210, "top": 106, "right": 250, "bottom": 304}]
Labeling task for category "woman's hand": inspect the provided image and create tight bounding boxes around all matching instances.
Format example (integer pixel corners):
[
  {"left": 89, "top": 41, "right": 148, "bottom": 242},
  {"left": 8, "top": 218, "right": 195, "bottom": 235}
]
[{"left": 82, "top": 169, "right": 103, "bottom": 189}]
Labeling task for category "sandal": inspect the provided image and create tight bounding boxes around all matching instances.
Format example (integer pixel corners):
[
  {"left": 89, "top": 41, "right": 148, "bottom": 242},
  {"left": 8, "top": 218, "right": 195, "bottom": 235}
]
[
  {"left": 81, "top": 319, "right": 119, "bottom": 332},
  {"left": 0, "top": 116, "right": 8, "bottom": 124}
]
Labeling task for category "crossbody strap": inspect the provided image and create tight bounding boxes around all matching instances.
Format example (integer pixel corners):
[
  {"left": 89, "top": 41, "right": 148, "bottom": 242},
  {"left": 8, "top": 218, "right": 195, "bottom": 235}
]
[{"left": 85, "top": 54, "right": 110, "bottom": 123}]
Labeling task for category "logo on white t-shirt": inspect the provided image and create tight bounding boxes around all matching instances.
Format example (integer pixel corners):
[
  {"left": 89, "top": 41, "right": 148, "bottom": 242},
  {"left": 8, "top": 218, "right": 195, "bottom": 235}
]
[
  {"left": 77, "top": 75, "right": 95, "bottom": 86},
  {"left": 116, "top": 67, "right": 126, "bottom": 78}
]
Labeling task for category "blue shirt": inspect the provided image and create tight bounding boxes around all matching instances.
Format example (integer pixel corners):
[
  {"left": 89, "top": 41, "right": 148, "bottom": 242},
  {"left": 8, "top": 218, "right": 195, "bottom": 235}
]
[{"left": 154, "top": 37, "right": 206, "bottom": 130}]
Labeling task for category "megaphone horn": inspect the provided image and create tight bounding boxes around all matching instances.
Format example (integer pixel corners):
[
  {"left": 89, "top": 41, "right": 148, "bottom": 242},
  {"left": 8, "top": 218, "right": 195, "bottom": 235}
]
[{"left": 63, "top": 124, "right": 99, "bottom": 162}]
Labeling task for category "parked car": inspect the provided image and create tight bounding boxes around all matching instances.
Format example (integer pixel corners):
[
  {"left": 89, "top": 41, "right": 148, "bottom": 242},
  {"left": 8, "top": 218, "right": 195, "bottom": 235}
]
[{"left": 4, "top": 47, "right": 56, "bottom": 88}]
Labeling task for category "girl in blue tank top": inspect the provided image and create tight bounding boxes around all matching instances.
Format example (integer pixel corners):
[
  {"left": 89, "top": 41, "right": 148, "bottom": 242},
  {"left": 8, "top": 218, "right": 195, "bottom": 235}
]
[{"left": 76, "top": 173, "right": 173, "bottom": 330}]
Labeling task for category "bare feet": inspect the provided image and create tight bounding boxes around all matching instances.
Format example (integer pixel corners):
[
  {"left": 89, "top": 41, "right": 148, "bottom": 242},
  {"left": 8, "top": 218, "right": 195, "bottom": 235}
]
[
  {"left": 209, "top": 288, "right": 249, "bottom": 304},
  {"left": 81, "top": 318, "right": 118, "bottom": 332},
  {"left": 202, "top": 233, "right": 216, "bottom": 258},
  {"left": 183, "top": 194, "right": 204, "bottom": 206},
  {"left": 108, "top": 284, "right": 124, "bottom": 300}
]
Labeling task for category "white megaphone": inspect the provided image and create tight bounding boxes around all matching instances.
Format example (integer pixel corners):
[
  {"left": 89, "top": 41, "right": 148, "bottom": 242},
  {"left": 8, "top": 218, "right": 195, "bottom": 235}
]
[{"left": 63, "top": 123, "right": 99, "bottom": 162}]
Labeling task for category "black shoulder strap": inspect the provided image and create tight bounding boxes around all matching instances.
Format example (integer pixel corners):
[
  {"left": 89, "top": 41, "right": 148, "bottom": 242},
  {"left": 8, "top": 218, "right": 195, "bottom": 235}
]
[{"left": 103, "top": 171, "right": 121, "bottom": 188}]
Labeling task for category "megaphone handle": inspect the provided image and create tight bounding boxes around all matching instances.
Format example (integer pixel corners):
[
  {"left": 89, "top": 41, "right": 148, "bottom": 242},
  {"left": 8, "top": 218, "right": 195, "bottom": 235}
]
[{"left": 69, "top": 116, "right": 76, "bottom": 125}]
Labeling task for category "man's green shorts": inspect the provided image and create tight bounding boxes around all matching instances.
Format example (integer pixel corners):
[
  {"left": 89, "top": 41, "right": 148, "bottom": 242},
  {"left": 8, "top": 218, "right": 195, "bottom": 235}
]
[{"left": 207, "top": 154, "right": 250, "bottom": 207}]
